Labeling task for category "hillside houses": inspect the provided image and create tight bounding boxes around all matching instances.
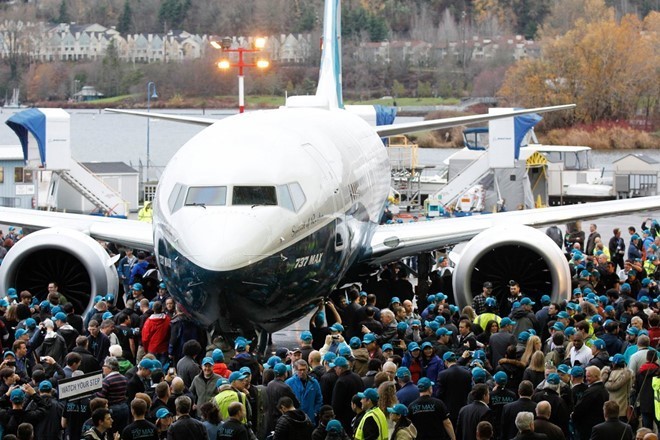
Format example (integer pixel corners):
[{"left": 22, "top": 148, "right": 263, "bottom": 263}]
[{"left": 0, "top": 20, "right": 539, "bottom": 67}]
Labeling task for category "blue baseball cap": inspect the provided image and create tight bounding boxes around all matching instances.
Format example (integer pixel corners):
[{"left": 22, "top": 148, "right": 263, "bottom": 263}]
[
  {"left": 322, "top": 352, "right": 336, "bottom": 363},
  {"left": 591, "top": 315, "right": 603, "bottom": 324},
  {"left": 357, "top": 388, "right": 379, "bottom": 402},
  {"left": 565, "top": 327, "right": 576, "bottom": 336},
  {"left": 212, "top": 349, "right": 225, "bottom": 362},
  {"left": 610, "top": 354, "right": 626, "bottom": 365},
  {"left": 417, "top": 377, "right": 434, "bottom": 391},
  {"left": 570, "top": 366, "right": 584, "bottom": 377},
  {"left": 557, "top": 311, "right": 570, "bottom": 319},
  {"left": 390, "top": 297, "right": 401, "bottom": 305},
  {"left": 518, "top": 331, "right": 530, "bottom": 342},
  {"left": 436, "top": 327, "right": 452, "bottom": 337},
  {"left": 387, "top": 403, "right": 408, "bottom": 416},
  {"left": 139, "top": 358, "right": 154, "bottom": 370},
  {"left": 427, "top": 294, "right": 436, "bottom": 303},
  {"left": 547, "top": 373, "right": 561, "bottom": 385},
  {"left": 102, "top": 311, "right": 113, "bottom": 320},
  {"left": 473, "top": 349, "right": 486, "bottom": 360},
  {"left": 338, "top": 344, "right": 352, "bottom": 358},
  {"left": 54, "top": 312, "right": 67, "bottom": 322},
  {"left": 229, "top": 371, "right": 249, "bottom": 382},
  {"left": 552, "top": 322, "right": 565, "bottom": 331},
  {"left": 25, "top": 318, "right": 36, "bottom": 328},
  {"left": 382, "top": 343, "right": 393, "bottom": 351},
  {"left": 425, "top": 321, "right": 439, "bottom": 331},
  {"left": 156, "top": 408, "right": 172, "bottom": 419},
  {"left": 3, "top": 351, "right": 15, "bottom": 359},
  {"left": 265, "top": 356, "right": 282, "bottom": 369},
  {"left": 359, "top": 291, "right": 367, "bottom": 297},
  {"left": 493, "top": 371, "right": 508, "bottom": 385},
  {"left": 397, "top": 322, "right": 409, "bottom": 332},
  {"left": 604, "top": 305, "right": 615, "bottom": 313},
  {"left": 10, "top": 388, "right": 25, "bottom": 403},
  {"left": 7, "top": 288, "right": 17, "bottom": 298},
  {"left": 485, "top": 297, "right": 497, "bottom": 307},
  {"left": 435, "top": 316, "right": 446, "bottom": 324},
  {"left": 105, "top": 294, "right": 115, "bottom": 302},
  {"left": 201, "top": 357, "right": 214, "bottom": 366},
  {"left": 273, "top": 363, "right": 288, "bottom": 376},
  {"left": 627, "top": 327, "right": 639, "bottom": 336},
  {"left": 330, "top": 356, "right": 349, "bottom": 368},
  {"left": 300, "top": 331, "right": 313, "bottom": 342},
  {"left": 396, "top": 367, "right": 411, "bottom": 379},
  {"left": 540, "top": 295, "right": 551, "bottom": 305},
  {"left": 408, "top": 342, "right": 420, "bottom": 352},
  {"left": 14, "top": 328, "right": 27, "bottom": 339},
  {"left": 0, "top": 299, "right": 9, "bottom": 307},
  {"left": 472, "top": 367, "right": 487, "bottom": 382},
  {"left": 362, "top": 333, "right": 376, "bottom": 345},
  {"left": 234, "top": 340, "right": 247, "bottom": 351},
  {"left": 349, "top": 337, "right": 362, "bottom": 349},
  {"left": 159, "top": 282, "right": 167, "bottom": 289},
  {"left": 443, "top": 352, "right": 457, "bottom": 362},
  {"left": 520, "top": 297, "right": 535, "bottom": 306},
  {"left": 557, "top": 364, "right": 570, "bottom": 374},
  {"left": 239, "top": 366, "right": 252, "bottom": 376},
  {"left": 132, "top": 283, "right": 143, "bottom": 291},
  {"left": 330, "top": 323, "right": 344, "bottom": 333},
  {"left": 411, "top": 319, "right": 421, "bottom": 327},
  {"left": 39, "top": 380, "right": 53, "bottom": 391},
  {"left": 51, "top": 306, "right": 62, "bottom": 315},
  {"left": 593, "top": 339, "right": 606, "bottom": 350},
  {"left": 500, "top": 317, "right": 516, "bottom": 327},
  {"left": 326, "top": 419, "right": 343, "bottom": 433},
  {"left": 621, "top": 283, "right": 631, "bottom": 293},
  {"left": 421, "top": 341, "right": 434, "bottom": 350}
]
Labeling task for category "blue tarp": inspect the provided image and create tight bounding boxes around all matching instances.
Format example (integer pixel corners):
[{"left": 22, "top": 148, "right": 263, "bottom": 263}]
[
  {"left": 374, "top": 105, "right": 397, "bottom": 126},
  {"left": 513, "top": 113, "right": 542, "bottom": 159},
  {"left": 6, "top": 108, "right": 46, "bottom": 166}
]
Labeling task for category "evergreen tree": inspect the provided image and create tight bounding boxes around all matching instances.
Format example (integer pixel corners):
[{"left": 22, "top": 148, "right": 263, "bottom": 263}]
[
  {"left": 117, "top": 0, "right": 133, "bottom": 34},
  {"left": 58, "top": 0, "right": 70, "bottom": 24}
]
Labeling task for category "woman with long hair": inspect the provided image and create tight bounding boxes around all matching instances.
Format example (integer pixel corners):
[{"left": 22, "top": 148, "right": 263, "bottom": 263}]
[
  {"left": 477, "top": 320, "right": 499, "bottom": 346},
  {"left": 378, "top": 380, "right": 399, "bottom": 432},
  {"left": 199, "top": 401, "right": 222, "bottom": 440},
  {"left": 387, "top": 404, "right": 417, "bottom": 440},
  {"left": 520, "top": 335, "right": 541, "bottom": 366},
  {"left": 522, "top": 350, "right": 546, "bottom": 388}
]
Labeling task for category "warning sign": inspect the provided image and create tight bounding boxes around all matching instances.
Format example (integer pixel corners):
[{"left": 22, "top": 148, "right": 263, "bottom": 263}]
[{"left": 58, "top": 371, "right": 103, "bottom": 400}]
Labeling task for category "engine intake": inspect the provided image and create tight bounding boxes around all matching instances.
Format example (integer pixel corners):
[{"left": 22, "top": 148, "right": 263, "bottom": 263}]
[
  {"left": 452, "top": 225, "right": 570, "bottom": 310},
  {"left": 0, "top": 228, "right": 118, "bottom": 315}
]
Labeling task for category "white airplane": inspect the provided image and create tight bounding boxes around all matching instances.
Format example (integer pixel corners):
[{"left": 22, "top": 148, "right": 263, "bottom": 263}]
[{"left": 1, "top": 0, "right": 658, "bottom": 346}]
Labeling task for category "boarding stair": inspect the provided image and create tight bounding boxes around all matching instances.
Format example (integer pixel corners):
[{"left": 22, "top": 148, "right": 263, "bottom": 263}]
[
  {"left": 54, "top": 160, "right": 128, "bottom": 216},
  {"left": 430, "top": 150, "right": 491, "bottom": 209}
]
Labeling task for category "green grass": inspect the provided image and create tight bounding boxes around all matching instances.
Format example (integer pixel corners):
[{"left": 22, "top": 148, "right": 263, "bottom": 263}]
[
  {"left": 90, "top": 94, "right": 138, "bottom": 104},
  {"left": 346, "top": 97, "right": 461, "bottom": 106}
]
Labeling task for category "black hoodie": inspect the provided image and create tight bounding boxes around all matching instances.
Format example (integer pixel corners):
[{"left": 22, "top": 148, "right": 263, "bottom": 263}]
[{"left": 272, "top": 409, "right": 314, "bottom": 440}]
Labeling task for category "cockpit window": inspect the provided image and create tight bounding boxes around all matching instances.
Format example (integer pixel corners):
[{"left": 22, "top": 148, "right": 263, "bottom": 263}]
[
  {"left": 233, "top": 186, "right": 277, "bottom": 205},
  {"left": 185, "top": 186, "right": 227, "bottom": 206},
  {"left": 288, "top": 182, "right": 306, "bottom": 212},
  {"left": 168, "top": 183, "right": 184, "bottom": 213}
]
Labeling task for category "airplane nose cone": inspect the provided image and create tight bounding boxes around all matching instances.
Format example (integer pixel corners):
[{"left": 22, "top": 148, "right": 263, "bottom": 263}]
[{"left": 181, "top": 211, "right": 274, "bottom": 270}]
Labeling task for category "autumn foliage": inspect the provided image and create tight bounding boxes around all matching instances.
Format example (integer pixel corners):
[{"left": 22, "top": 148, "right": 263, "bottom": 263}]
[{"left": 499, "top": 9, "right": 659, "bottom": 128}]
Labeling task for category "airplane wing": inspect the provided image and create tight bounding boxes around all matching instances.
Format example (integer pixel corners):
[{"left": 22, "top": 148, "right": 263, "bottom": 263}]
[
  {"left": 0, "top": 207, "right": 153, "bottom": 250},
  {"left": 365, "top": 195, "right": 660, "bottom": 266},
  {"left": 375, "top": 104, "right": 575, "bottom": 137},
  {"left": 105, "top": 109, "right": 218, "bottom": 126}
]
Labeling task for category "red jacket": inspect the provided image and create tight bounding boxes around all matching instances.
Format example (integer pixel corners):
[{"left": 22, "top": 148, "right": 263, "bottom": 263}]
[
  {"left": 213, "top": 362, "right": 231, "bottom": 378},
  {"left": 141, "top": 313, "right": 171, "bottom": 354}
]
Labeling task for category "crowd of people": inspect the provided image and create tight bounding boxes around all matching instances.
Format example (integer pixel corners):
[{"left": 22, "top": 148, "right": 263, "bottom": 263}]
[{"left": 0, "top": 218, "right": 660, "bottom": 440}]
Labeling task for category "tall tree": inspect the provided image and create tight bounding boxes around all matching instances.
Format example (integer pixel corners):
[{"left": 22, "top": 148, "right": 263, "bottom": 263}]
[
  {"left": 58, "top": 0, "right": 70, "bottom": 23},
  {"left": 117, "top": 0, "right": 133, "bottom": 34}
]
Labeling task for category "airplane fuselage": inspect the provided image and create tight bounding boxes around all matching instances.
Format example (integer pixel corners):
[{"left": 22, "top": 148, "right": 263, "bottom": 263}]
[{"left": 153, "top": 107, "right": 390, "bottom": 332}]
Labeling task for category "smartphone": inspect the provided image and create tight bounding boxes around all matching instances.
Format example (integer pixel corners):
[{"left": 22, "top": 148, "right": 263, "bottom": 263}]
[
  {"left": 40, "top": 357, "right": 47, "bottom": 362},
  {"left": 168, "top": 367, "right": 175, "bottom": 376},
  {"left": 332, "top": 335, "right": 339, "bottom": 340}
]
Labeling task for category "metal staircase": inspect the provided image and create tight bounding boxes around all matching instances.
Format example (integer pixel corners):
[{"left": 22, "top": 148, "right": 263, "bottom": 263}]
[
  {"left": 55, "top": 161, "right": 128, "bottom": 216},
  {"left": 430, "top": 150, "right": 492, "bottom": 208}
]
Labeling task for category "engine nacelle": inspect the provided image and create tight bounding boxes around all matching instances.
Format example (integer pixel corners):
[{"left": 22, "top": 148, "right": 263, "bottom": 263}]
[
  {"left": 0, "top": 228, "right": 118, "bottom": 315},
  {"left": 452, "top": 225, "right": 570, "bottom": 310}
]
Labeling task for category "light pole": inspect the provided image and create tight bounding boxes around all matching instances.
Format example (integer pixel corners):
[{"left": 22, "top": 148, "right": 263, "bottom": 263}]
[
  {"left": 146, "top": 81, "right": 158, "bottom": 182},
  {"left": 211, "top": 37, "right": 269, "bottom": 113}
]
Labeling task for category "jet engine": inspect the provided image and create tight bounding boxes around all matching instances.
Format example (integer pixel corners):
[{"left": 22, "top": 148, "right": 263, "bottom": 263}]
[
  {"left": 452, "top": 224, "right": 571, "bottom": 309},
  {"left": 0, "top": 228, "right": 118, "bottom": 314}
]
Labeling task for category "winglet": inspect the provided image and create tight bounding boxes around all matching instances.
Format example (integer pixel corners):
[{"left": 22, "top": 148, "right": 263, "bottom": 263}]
[{"left": 315, "top": 0, "right": 343, "bottom": 109}]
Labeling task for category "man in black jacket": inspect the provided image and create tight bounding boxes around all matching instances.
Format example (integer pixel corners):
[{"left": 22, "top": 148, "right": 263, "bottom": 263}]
[
  {"left": 533, "top": 401, "right": 564, "bottom": 440},
  {"left": 437, "top": 352, "right": 473, "bottom": 426},
  {"left": 167, "top": 396, "right": 207, "bottom": 439},
  {"left": 572, "top": 366, "right": 609, "bottom": 440},
  {"left": 590, "top": 400, "right": 633, "bottom": 440},
  {"left": 0, "top": 385, "right": 46, "bottom": 437},
  {"left": 531, "top": 374, "right": 569, "bottom": 437},
  {"left": 331, "top": 356, "right": 364, "bottom": 436},
  {"left": 272, "top": 396, "right": 314, "bottom": 440},
  {"left": 501, "top": 381, "right": 537, "bottom": 440},
  {"left": 456, "top": 384, "right": 493, "bottom": 440},
  {"left": 72, "top": 336, "right": 102, "bottom": 374},
  {"left": 511, "top": 412, "right": 548, "bottom": 440},
  {"left": 266, "top": 363, "right": 299, "bottom": 434}
]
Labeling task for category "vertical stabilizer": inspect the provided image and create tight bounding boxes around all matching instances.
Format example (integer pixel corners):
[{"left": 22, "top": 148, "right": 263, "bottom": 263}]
[{"left": 316, "top": 0, "right": 343, "bottom": 109}]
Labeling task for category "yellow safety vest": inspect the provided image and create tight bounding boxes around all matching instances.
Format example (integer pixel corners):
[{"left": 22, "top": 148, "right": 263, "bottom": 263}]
[
  {"left": 214, "top": 388, "right": 247, "bottom": 423},
  {"left": 653, "top": 377, "right": 660, "bottom": 420},
  {"left": 474, "top": 313, "right": 501, "bottom": 331},
  {"left": 355, "top": 407, "right": 388, "bottom": 440}
]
